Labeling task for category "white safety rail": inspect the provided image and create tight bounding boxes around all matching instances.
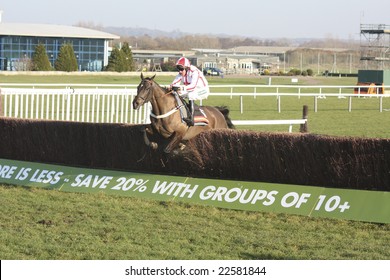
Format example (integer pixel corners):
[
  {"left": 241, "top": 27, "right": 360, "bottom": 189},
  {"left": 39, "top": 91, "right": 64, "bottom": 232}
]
[
  {"left": 0, "top": 87, "right": 151, "bottom": 124},
  {"left": 1, "top": 83, "right": 389, "bottom": 124},
  {"left": 207, "top": 84, "right": 390, "bottom": 113},
  {"left": 232, "top": 119, "right": 307, "bottom": 133}
]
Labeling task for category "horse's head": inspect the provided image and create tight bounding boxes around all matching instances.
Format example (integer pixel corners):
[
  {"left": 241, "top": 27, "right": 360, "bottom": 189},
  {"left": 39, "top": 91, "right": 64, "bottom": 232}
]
[{"left": 132, "top": 73, "right": 156, "bottom": 110}]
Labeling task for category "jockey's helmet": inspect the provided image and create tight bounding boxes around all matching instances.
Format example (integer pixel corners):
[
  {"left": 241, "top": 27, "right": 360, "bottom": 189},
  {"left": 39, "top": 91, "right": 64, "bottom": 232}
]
[{"left": 176, "top": 57, "right": 191, "bottom": 69}]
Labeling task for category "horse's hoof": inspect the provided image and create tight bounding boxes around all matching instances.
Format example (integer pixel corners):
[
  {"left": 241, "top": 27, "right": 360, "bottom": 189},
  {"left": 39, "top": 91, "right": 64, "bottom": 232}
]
[
  {"left": 179, "top": 143, "right": 186, "bottom": 150},
  {"left": 151, "top": 142, "right": 158, "bottom": 150}
]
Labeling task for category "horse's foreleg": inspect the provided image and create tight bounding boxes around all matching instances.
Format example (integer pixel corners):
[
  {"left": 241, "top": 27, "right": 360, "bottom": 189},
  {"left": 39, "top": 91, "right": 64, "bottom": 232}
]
[
  {"left": 164, "top": 132, "right": 183, "bottom": 154},
  {"left": 143, "top": 127, "right": 158, "bottom": 150}
]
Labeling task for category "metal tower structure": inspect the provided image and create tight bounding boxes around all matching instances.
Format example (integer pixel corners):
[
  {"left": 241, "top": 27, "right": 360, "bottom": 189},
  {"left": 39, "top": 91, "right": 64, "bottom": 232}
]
[{"left": 360, "top": 24, "right": 390, "bottom": 70}]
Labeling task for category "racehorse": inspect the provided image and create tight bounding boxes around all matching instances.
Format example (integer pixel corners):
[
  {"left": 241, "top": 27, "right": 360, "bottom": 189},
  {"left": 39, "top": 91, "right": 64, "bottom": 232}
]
[{"left": 132, "top": 74, "right": 234, "bottom": 153}]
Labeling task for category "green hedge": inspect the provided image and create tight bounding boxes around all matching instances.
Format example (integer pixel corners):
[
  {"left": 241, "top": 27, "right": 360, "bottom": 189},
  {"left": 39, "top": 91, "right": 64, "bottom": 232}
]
[{"left": 0, "top": 117, "right": 389, "bottom": 191}]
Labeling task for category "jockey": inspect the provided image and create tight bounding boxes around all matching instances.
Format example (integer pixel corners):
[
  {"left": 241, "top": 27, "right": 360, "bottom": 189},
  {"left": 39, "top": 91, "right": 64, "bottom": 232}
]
[{"left": 170, "top": 57, "right": 210, "bottom": 126}]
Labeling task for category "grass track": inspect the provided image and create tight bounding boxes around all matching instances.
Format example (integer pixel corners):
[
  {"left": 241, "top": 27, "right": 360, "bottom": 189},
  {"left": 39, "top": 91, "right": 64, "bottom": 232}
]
[{"left": 1, "top": 186, "right": 389, "bottom": 260}]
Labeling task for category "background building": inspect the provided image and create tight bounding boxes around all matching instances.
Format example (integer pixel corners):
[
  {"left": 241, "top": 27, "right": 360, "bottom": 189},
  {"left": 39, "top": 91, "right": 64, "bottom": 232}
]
[
  {"left": 0, "top": 20, "right": 119, "bottom": 71},
  {"left": 131, "top": 48, "right": 286, "bottom": 75}
]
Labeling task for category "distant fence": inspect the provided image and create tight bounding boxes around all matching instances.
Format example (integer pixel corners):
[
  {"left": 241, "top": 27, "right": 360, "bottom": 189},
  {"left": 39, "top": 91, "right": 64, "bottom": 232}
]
[
  {"left": 207, "top": 84, "right": 390, "bottom": 113},
  {"left": 0, "top": 84, "right": 389, "bottom": 125}
]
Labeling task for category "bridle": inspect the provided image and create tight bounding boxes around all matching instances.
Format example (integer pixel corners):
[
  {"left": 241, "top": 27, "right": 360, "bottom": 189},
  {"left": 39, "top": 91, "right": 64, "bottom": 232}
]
[
  {"left": 137, "top": 78, "right": 185, "bottom": 120},
  {"left": 136, "top": 78, "right": 154, "bottom": 103}
]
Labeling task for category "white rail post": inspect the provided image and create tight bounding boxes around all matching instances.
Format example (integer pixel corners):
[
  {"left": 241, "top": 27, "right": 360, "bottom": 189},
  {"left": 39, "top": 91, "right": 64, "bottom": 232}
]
[
  {"left": 55, "top": 92, "right": 60, "bottom": 120},
  {"left": 76, "top": 92, "right": 81, "bottom": 122},
  {"left": 348, "top": 96, "right": 352, "bottom": 112},
  {"left": 20, "top": 93, "right": 24, "bottom": 118},
  {"left": 40, "top": 94, "right": 45, "bottom": 119},
  {"left": 81, "top": 94, "right": 86, "bottom": 122},
  {"left": 101, "top": 94, "right": 105, "bottom": 123},
  {"left": 3, "top": 93, "right": 7, "bottom": 117},
  {"left": 91, "top": 93, "right": 95, "bottom": 123},
  {"left": 66, "top": 90, "right": 71, "bottom": 121},
  {"left": 30, "top": 93, "right": 34, "bottom": 119},
  {"left": 0, "top": 89, "right": 2, "bottom": 117},
  {"left": 15, "top": 94, "right": 19, "bottom": 118},
  {"left": 125, "top": 94, "right": 129, "bottom": 123},
  {"left": 116, "top": 93, "right": 120, "bottom": 123},
  {"left": 86, "top": 93, "right": 91, "bottom": 122},
  {"left": 10, "top": 93, "right": 13, "bottom": 117},
  {"left": 51, "top": 92, "right": 55, "bottom": 120},
  {"left": 240, "top": 95, "right": 243, "bottom": 114},
  {"left": 120, "top": 94, "right": 124, "bottom": 123},
  {"left": 96, "top": 93, "right": 100, "bottom": 123},
  {"left": 71, "top": 92, "right": 76, "bottom": 121},
  {"left": 46, "top": 92, "right": 50, "bottom": 119}
]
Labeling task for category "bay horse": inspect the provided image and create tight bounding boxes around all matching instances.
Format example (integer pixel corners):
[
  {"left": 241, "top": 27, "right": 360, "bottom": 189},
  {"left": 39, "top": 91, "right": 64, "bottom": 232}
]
[{"left": 132, "top": 74, "right": 234, "bottom": 153}]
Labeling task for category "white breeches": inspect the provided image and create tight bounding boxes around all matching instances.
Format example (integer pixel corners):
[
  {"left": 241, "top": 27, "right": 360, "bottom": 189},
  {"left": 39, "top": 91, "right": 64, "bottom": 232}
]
[{"left": 183, "top": 86, "right": 210, "bottom": 100}]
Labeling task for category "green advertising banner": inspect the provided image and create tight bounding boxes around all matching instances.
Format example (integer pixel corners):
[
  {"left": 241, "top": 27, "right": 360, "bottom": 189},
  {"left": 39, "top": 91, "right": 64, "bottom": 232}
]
[{"left": 1, "top": 158, "right": 389, "bottom": 223}]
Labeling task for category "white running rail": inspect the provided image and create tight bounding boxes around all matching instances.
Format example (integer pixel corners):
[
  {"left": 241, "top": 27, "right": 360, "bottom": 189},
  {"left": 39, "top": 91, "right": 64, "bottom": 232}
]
[
  {"left": 232, "top": 119, "right": 307, "bottom": 133},
  {"left": 0, "top": 87, "right": 151, "bottom": 124}
]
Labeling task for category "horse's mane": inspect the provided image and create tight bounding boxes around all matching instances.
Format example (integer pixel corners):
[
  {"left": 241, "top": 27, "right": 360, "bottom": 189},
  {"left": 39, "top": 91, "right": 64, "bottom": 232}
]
[
  {"left": 147, "top": 77, "right": 171, "bottom": 94},
  {"left": 162, "top": 86, "right": 171, "bottom": 94}
]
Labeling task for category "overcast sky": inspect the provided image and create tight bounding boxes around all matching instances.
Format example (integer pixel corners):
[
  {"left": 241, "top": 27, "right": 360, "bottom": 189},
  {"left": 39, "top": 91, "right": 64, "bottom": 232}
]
[{"left": 1, "top": 0, "right": 389, "bottom": 39}]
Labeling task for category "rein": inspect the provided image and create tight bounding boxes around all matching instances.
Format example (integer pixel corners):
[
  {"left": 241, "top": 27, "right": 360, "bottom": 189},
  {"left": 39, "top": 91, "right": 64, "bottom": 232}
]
[
  {"left": 150, "top": 104, "right": 184, "bottom": 119},
  {"left": 148, "top": 87, "right": 185, "bottom": 119}
]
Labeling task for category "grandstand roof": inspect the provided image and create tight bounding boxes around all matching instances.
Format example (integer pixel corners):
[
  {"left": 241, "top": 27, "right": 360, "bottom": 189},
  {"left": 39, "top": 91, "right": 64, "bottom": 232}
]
[{"left": 0, "top": 23, "right": 120, "bottom": 40}]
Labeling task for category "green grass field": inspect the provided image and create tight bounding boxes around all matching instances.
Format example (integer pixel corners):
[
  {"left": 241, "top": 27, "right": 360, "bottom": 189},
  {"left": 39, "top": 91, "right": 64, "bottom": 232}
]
[{"left": 1, "top": 73, "right": 389, "bottom": 260}]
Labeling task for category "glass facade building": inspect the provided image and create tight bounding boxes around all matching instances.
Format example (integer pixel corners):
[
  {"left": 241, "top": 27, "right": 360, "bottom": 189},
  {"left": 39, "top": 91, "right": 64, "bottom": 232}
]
[{"left": 0, "top": 23, "right": 119, "bottom": 71}]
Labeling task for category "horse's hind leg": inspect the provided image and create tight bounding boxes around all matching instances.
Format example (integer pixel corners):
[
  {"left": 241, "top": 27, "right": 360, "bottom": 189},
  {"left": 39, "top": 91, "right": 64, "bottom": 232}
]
[{"left": 164, "top": 132, "right": 183, "bottom": 154}]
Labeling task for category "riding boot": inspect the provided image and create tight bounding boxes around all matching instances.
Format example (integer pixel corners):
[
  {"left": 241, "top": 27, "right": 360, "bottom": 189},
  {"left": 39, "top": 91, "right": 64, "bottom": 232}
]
[{"left": 183, "top": 100, "right": 195, "bottom": 126}]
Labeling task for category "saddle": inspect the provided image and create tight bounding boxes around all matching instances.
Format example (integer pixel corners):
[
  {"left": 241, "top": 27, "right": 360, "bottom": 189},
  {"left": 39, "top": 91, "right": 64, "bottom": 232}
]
[
  {"left": 173, "top": 92, "right": 209, "bottom": 126},
  {"left": 192, "top": 105, "right": 209, "bottom": 126}
]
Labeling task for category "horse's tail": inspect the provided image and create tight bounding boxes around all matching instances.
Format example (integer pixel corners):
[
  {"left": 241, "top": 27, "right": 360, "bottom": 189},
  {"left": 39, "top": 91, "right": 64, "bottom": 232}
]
[{"left": 216, "top": 106, "right": 235, "bottom": 129}]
